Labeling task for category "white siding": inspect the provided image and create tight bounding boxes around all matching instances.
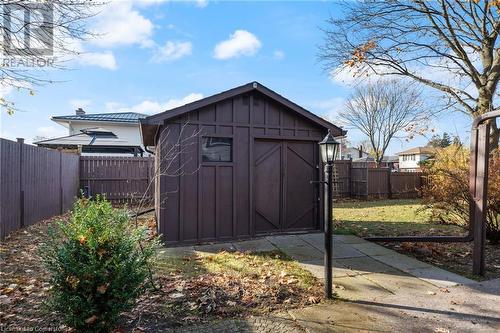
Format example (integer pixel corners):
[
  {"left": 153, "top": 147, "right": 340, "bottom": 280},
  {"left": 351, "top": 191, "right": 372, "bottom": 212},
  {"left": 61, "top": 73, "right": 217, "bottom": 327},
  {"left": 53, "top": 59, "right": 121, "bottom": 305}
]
[
  {"left": 399, "top": 153, "right": 431, "bottom": 171},
  {"left": 68, "top": 122, "right": 143, "bottom": 147}
]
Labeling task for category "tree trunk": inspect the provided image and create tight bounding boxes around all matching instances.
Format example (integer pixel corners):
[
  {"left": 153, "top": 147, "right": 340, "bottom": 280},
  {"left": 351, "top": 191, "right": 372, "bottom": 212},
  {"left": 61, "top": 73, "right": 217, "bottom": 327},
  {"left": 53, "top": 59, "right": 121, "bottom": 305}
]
[{"left": 490, "top": 121, "right": 499, "bottom": 152}]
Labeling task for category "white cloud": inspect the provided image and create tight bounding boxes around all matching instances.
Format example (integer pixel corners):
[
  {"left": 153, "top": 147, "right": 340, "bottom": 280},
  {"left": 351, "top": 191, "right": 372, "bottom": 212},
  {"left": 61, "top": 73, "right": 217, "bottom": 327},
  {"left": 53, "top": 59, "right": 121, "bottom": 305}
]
[
  {"left": 70, "top": 99, "right": 92, "bottom": 110},
  {"left": 161, "top": 93, "right": 204, "bottom": 110},
  {"left": 273, "top": 50, "right": 285, "bottom": 60},
  {"left": 213, "top": 30, "right": 261, "bottom": 60},
  {"left": 78, "top": 51, "right": 117, "bottom": 70},
  {"left": 151, "top": 41, "right": 192, "bottom": 63},
  {"left": 91, "top": 1, "right": 154, "bottom": 48},
  {"left": 309, "top": 97, "right": 346, "bottom": 122},
  {"left": 133, "top": 0, "right": 168, "bottom": 5},
  {"left": 106, "top": 93, "right": 204, "bottom": 114},
  {"left": 195, "top": 0, "right": 209, "bottom": 8}
]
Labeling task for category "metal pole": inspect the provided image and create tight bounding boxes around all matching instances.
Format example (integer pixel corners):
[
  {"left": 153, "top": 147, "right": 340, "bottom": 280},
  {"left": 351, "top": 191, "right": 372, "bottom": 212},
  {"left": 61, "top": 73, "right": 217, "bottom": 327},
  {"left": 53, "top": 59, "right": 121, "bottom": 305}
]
[
  {"left": 324, "top": 163, "right": 333, "bottom": 299},
  {"left": 472, "top": 123, "right": 490, "bottom": 275}
]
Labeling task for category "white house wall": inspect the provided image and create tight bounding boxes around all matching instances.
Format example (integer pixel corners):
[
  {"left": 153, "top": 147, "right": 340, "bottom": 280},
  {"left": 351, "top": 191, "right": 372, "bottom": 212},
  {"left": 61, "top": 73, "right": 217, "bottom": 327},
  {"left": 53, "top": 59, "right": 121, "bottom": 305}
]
[
  {"left": 399, "top": 153, "right": 430, "bottom": 171},
  {"left": 69, "top": 122, "right": 143, "bottom": 147}
]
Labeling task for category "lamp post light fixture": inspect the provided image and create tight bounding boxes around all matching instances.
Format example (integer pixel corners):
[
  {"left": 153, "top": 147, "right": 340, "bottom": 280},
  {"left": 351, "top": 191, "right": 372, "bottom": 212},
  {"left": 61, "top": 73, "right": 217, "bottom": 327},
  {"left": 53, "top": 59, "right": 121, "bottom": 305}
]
[{"left": 318, "top": 130, "right": 340, "bottom": 299}]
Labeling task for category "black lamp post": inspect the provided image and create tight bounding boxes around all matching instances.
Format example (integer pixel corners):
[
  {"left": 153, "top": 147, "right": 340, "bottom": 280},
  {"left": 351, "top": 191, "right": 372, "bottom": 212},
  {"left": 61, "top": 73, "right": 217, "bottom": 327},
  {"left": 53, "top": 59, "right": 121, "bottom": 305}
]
[{"left": 318, "top": 129, "right": 340, "bottom": 299}]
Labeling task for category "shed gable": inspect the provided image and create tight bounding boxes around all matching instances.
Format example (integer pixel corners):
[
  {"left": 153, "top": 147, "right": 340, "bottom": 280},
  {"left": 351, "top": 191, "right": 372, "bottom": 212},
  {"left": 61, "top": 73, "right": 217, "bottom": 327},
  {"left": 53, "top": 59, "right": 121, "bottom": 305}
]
[{"left": 140, "top": 82, "right": 345, "bottom": 146}]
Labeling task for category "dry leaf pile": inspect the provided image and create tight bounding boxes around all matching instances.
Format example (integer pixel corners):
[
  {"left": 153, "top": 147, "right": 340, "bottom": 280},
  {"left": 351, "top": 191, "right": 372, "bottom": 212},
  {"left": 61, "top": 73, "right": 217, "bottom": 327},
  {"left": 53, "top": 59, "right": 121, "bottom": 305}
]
[{"left": 120, "top": 251, "right": 323, "bottom": 329}]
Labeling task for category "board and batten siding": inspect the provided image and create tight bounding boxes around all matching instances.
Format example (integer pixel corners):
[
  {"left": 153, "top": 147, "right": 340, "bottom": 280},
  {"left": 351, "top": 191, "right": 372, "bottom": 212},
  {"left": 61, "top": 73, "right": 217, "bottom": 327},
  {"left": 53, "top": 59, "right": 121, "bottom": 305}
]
[{"left": 156, "top": 91, "right": 327, "bottom": 245}]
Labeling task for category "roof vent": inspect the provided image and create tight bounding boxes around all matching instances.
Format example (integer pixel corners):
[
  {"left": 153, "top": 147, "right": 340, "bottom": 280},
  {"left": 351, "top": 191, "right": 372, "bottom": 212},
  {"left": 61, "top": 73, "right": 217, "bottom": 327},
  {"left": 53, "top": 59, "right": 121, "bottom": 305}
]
[{"left": 75, "top": 108, "right": 85, "bottom": 116}]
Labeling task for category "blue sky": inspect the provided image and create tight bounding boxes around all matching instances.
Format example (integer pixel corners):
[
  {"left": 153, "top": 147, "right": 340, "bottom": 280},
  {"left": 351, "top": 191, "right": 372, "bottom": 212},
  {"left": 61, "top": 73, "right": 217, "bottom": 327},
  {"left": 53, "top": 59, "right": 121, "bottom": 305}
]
[{"left": 0, "top": 0, "right": 474, "bottom": 154}]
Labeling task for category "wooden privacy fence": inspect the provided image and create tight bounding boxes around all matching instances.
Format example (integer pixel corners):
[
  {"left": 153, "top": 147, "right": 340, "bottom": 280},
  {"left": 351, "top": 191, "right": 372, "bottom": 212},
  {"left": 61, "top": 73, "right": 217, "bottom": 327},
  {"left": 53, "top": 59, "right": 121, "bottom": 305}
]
[
  {"left": 334, "top": 162, "right": 423, "bottom": 199},
  {"left": 1, "top": 139, "right": 423, "bottom": 238},
  {"left": 80, "top": 156, "right": 154, "bottom": 203},
  {"left": 0, "top": 138, "right": 80, "bottom": 238}
]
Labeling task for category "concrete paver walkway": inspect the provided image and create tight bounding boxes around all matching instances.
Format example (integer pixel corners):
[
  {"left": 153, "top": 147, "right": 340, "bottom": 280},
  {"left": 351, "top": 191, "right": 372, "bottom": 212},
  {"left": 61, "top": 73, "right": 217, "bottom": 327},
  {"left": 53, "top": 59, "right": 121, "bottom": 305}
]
[{"left": 163, "top": 233, "right": 500, "bottom": 332}]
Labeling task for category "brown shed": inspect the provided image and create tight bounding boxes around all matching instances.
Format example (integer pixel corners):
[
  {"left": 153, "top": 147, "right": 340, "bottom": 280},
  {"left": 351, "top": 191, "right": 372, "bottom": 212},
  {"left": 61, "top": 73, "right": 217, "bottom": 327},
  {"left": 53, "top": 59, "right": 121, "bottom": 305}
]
[{"left": 140, "top": 82, "right": 346, "bottom": 246}]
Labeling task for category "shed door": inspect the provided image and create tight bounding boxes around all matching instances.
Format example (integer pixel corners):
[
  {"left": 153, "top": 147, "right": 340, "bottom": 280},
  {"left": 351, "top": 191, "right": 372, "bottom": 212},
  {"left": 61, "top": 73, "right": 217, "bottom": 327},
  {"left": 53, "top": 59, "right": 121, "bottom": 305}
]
[{"left": 254, "top": 139, "right": 318, "bottom": 235}]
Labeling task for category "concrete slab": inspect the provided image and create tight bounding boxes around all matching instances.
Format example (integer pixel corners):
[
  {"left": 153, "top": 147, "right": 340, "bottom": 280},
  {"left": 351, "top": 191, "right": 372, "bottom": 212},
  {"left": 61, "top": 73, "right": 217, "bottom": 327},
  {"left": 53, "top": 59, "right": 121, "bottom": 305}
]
[
  {"left": 336, "top": 256, "right": 400, "bottom": 275},
  {"left": 299, "top": 260, "right": 358, "bottom": 279},
  {"left": 333, "top": 274, "right": 393, "bottom": 301},
  {"left": 297, "top": 233, "right": 324, "bottom": 249},
  {"left": 265, "top": 235, "right": 309, "bottom": 248},
  {"left": 232, "top": 238, "right": 276, "bottom": 253},
  {"left": 333, "top": 234, "right": 370, "bottom": 244},
  {"left": 333, "top": 242, "right": 366, "bottom": 259},
  {"left": 363, "top": 272, "right": 438, "bottom": 297},
  {"left": 408, "top": 266, "right": 475, "bottom": 288},
  {"left": 194, "top": 242, "right": 236, "bottom": 255},
  {"left": 288, "top": 302, "right": 403, "bottom": 333},
  {"left": 350, "top": 242, "right": 396, "bottom": 257},
  {"left": 158, "top": 246, "right": 195, "bottom": 258},
  {"left": 278, "top": 244, "right": 323, "bottom": 261},
  {"left": 371, "top": 253, "right": 433, "bottom": 273},
  {"left": 289, "top": 296, "right": 500, "bottom": 333}
]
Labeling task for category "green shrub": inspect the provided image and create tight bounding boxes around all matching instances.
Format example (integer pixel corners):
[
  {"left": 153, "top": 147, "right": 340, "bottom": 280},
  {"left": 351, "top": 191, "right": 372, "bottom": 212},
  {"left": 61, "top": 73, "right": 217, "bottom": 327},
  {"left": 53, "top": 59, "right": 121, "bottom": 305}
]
[{"left": 40, "top": 197, "right": 159, "bottom": 332}]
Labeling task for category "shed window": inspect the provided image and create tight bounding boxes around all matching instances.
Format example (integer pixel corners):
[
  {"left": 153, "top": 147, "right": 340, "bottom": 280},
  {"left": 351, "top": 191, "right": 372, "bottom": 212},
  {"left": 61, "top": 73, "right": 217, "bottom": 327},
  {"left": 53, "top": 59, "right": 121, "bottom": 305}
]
[{"left": 202, "top": 137, "right": 232, "bottom": 162}]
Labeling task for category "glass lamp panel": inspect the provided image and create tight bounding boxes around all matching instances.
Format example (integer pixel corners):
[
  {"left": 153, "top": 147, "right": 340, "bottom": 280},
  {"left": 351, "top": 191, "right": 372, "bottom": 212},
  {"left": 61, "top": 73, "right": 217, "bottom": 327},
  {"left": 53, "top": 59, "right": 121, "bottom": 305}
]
[
  {"left": 326, "top": 144, "right": 335, "bottom": 163},
  {"left": 320, "top": 144, "right": 327, "bottom": 163}
]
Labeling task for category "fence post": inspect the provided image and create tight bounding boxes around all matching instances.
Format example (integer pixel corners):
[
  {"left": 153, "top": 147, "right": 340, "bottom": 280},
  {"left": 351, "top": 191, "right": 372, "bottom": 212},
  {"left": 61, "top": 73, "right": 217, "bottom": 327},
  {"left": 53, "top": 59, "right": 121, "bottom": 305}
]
[
  {"left": 59, "top": 149, "right": 63, "bottom": 214},
  {"left": 387, "top": 168, "right": 392, "bottom": 199},
  {"left": 17, "top": 138, "right": 24, "bottom": 228},
  {"left": 365, "top": 167, "right": 369, "bottom": 198}
]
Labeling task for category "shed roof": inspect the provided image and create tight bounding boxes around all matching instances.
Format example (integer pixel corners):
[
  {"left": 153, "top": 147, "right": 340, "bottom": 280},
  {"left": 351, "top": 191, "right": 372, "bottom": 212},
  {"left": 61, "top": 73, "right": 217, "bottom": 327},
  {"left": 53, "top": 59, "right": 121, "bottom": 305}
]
[
  {"left": 140, "top": 81, "right": 346, "bottom": 146},
  {"left": 52, "top": 112, "right": 147, "bottom": 124}
]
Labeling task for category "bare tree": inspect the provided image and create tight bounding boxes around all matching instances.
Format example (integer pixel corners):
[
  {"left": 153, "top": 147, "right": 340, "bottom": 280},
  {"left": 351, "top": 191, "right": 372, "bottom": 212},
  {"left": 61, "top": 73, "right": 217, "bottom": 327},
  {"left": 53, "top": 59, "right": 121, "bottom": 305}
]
[
  {"left": 1, "top": 1, "right": 103, "bottom": 114},
  {"left": 319, "top": 0, "right": 500, "bottom": 150},
  {"left": 341, "top": 79, "right": 427, "bottom": 166}
]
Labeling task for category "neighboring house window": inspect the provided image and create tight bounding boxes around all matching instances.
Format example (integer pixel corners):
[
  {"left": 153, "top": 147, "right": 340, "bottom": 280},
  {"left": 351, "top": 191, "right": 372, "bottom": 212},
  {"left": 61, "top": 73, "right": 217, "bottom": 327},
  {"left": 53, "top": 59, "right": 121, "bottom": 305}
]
[{"left": 202, "top": 137, "right": 232, "bottom": 162}]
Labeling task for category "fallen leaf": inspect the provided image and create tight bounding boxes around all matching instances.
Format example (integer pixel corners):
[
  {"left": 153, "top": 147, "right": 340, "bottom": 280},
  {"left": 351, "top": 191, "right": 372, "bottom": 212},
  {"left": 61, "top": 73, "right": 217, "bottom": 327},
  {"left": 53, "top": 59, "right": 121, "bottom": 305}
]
[
  {"left": 85, "top": 315, "right": 98, "bottom": 324},
  {"left": 169, "top": 292, "right": 185, "bottom": 299},
  {"left": 97, "top": 284, "right": 108, "bottom": 294}
]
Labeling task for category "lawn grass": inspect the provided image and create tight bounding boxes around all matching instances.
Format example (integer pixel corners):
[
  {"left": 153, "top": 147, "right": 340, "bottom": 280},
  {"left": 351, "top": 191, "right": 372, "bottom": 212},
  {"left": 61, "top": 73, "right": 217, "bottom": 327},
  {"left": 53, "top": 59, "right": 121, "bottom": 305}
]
[
  {"left": 332, "top": 199, "right": 500, "bottom": 280},
  {"left": 333, "top": 199, "right": 465, "bottom": 237}
]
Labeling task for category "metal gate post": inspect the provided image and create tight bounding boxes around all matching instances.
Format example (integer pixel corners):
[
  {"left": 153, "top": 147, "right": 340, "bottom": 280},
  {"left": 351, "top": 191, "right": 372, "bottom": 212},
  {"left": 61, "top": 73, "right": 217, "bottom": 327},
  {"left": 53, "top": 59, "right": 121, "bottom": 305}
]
[
  {"left": 324, "top": 163, "right": 333, "bottom": 299},
  {"left": 472, "top": 123, "right": 490, "bottom": 275}
]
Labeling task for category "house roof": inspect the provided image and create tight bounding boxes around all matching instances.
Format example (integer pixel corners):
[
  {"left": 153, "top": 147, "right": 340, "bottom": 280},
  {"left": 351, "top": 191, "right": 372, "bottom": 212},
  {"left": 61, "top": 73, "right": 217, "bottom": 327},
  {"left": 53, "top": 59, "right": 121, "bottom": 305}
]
[
  {"left": 345, "top": 146, "right": 370, "bottom": 155},
  {"left": 52, "top": 112, "right": 147, "bottom": 124},
  {"left": 352, "top": 155, "right": 399, "bottom": 163},
  {"left": 140, "top": 81, "right": 346, "bottom": 146},
  {"left": 397, "top": 147, "right": 437, "bottom": 155},
  {"left": 34, "top": 128, "right": 143, "bottom": 151}
]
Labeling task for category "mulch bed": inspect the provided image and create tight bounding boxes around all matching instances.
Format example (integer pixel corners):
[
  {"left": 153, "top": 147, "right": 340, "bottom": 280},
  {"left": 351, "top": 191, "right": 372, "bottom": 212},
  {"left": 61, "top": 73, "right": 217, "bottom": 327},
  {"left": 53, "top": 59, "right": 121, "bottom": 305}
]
[
  {"left": 378, "top": 241, "right": 500, "bottom": 280},
  {"left": 0, "top": 214, "right": 322, "bottom": 332}
]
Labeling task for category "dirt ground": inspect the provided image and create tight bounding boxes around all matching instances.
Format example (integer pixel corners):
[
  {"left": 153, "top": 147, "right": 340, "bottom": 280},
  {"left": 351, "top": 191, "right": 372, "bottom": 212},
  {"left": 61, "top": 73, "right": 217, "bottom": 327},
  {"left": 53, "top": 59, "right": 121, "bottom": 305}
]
[{"left": 0, "top": 213, "right": 322, "bottom": 331}]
